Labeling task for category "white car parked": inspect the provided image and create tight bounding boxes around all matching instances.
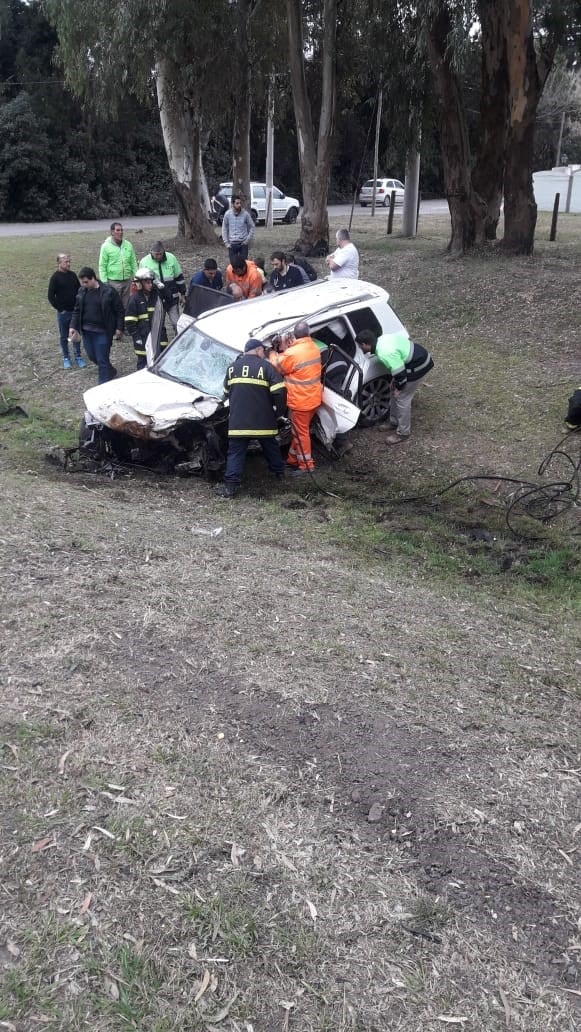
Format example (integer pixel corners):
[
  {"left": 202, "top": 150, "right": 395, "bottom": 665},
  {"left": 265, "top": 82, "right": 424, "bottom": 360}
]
[
  {"left": 359, "top": 178, "right": 405, "bottom": 207},
  {"left": 219, "top": 182, "right": 301, "bottom": 224},
  {"left": 81, "top": 280, "right": 412, "bottom": 477}
]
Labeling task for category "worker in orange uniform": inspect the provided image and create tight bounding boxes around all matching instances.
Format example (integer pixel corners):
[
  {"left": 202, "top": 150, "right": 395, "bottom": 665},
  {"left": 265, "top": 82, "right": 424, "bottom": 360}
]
[
  {"left": 270, "top": 320, "right": 322, "bottom": 477},
  {"left": 225, "top": 257, "right": 263, "bottom": 299}
]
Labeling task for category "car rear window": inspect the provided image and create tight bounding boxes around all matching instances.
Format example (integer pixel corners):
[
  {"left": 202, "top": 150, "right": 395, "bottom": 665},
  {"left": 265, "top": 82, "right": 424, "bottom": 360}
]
[
  {"left": 156, "top": 326, "right": 236, "bottom": 397},
  {"left": 363, "top": 180, "right": 381, "bottom": 188}
]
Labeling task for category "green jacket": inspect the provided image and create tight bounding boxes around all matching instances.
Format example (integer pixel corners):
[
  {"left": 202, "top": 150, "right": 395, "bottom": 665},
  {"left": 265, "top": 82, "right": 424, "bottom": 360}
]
[
  {"left": 98, "top": 237, "right": 138, "bottom": 283},
  {"left": 139, "top": 251, "right": 186, "bottom": 297},
  {"left": 376, "top": 332, "right": 433, "bottom": 389},
  {"left": 376, "top": 332, "right": 412, "bottom": 377}
]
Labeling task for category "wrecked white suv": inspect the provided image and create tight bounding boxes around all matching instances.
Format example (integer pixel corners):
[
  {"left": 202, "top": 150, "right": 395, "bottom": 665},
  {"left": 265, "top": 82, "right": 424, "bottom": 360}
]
[{"left": 81, "top": 279, "right": 410, "bottom": 476}]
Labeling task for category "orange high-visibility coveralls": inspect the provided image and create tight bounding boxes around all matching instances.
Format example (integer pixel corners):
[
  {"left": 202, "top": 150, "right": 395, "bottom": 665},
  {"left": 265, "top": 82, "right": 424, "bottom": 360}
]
[
  {"left": 271, "top": 336, "right": 322, "bottom": 470},
  {"left": 225, "top": 260, "right": 263, "bottom": 298}
]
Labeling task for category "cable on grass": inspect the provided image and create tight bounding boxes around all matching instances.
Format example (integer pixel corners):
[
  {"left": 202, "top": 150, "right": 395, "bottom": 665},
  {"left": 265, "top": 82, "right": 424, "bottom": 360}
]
[{"left": 389, "top": 428, "right": 581, "bottom": 537}]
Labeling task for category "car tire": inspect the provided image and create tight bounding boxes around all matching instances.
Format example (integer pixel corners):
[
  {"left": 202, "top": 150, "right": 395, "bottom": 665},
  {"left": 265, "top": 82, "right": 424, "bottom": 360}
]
[
  {"left": 250, "top": 209, "right": 258, "bottom": 224},
  {"left": 358, "top": 376, "right": 392, "bottom": 427},
  {"left": 360, "top": 202, "right": 367, "bottom": 207},
  {"left": 284, "top": 206, "right": 299, "bottom": 224}
]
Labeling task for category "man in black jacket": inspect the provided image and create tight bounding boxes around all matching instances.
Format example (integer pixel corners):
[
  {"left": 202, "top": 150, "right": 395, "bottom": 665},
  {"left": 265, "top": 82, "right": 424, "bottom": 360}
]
[
  {"left": 269, "top": 251, "right": 305, "bottom": 291},
  {"left": 47, "top": 253, "right": 84, "bottom": 369},
  {"left": 217, "top": 338, "right": 287, "bottom": 498},
  {"left": 69, "top": 267, "right": 125, "bottom": 384}
]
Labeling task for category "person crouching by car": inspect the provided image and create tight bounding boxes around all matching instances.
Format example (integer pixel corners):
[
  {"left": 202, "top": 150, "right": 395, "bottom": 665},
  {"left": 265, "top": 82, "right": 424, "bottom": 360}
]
[
  {"left": 356, "top": 329, "right": 434, "bottom": 443},
  {"left": 189, "top": 258, "right": 224, "bottom": 292},
  {"left": 125, "top": 268, "right": 171, "bottom": 370},
  {"left": 69, "top": 267, "right": 124, "bottom": 384},
  {"left": 216, "top": 339, "right": 287, "bottom": 499},
  {"left": 225, "top": 257, "right": 263, "bottom": 299}
]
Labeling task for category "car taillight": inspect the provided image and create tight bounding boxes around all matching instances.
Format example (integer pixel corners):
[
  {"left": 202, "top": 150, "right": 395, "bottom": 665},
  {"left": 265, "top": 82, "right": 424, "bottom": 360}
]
[{"left": 378, "top": 189, "right": 384, "bottom": 193}]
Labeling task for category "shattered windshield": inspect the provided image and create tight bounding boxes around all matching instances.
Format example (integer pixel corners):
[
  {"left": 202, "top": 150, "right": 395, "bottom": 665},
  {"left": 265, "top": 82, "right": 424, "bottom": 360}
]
[{"left": 156, "top": 326, "right": 237, "bottom": 397}]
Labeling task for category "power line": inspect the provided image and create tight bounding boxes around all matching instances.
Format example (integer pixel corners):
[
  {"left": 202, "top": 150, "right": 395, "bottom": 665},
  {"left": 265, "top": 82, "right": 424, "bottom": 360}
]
[{"left": 0, "top": 79, "right": 67, "bottom": 86}]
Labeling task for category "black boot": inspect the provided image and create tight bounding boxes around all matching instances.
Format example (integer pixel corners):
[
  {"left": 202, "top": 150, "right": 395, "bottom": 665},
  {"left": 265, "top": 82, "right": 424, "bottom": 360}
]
[{"left": 215, "top": 483, "right": 237, "bottom": 498}]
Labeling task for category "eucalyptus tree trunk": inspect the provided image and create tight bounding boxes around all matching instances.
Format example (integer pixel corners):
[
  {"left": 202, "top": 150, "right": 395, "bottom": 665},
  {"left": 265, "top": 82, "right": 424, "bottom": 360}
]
[
  {"left": 231, "top": 0, "right": 252, "bottom": 210},
  {"left": 427, "top": 6, "right": 482, "bottom": 254},
  {"left": 155, "top": 56, "right": 216, "bottom": 243},
  {"left": 472, "top": 0, "right": 510, "bottom": 241},
  {"left": 286, "top": 0, "right": 337, "bottom": 254},
  {"left": 501, "top": 0, "right": 557, "bottom": 255}
]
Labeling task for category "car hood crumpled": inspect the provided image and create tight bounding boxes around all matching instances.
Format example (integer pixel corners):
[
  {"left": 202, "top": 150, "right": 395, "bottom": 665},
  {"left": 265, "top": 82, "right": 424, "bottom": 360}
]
[{"left": 83, "top": 369, "right": 221, "bottom": 439}]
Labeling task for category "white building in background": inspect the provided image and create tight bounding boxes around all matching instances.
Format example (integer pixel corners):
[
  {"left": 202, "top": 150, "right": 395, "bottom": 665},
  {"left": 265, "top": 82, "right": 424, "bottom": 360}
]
[{"left": 533, "top": 165, "right": 581, "bottom": 213}]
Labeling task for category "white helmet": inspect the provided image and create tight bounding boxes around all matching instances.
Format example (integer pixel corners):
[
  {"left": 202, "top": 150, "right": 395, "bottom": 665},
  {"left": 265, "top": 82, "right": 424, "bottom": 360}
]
[{"left": 134, "top": 267, "right": 154, "bottom": 282}]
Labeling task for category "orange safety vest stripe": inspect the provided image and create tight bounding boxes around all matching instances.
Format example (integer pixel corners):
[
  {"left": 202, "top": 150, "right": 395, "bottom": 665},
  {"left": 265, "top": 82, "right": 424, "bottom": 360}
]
[{"left": 271, "top": 337, "right": 322, "bottom": 411}]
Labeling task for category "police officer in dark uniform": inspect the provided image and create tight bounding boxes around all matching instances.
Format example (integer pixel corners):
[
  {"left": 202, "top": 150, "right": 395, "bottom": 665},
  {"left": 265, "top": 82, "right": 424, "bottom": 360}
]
[{"left": 216, "top": 338, "right": 287, "bottom": 498}]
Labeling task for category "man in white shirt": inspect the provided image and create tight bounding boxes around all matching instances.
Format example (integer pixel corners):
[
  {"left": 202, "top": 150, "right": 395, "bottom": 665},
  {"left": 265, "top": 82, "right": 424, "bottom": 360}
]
[{"left": 325, "top": 228, "right": 359, "bottom": 279}]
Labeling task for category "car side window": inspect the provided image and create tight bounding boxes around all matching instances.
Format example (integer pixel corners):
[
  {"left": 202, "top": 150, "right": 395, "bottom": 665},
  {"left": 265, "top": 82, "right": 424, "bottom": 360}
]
[
  {"left": 394, "top": 180, "right": 405, "bottom": 190},
  {"left": 253, "top": 185, "right": 266, "bottom": 199},
  {"left": 345, "top": 307, "right": 383, "bottom": 339},
  {"left": 273, "top": 187, "right": 283, "bottom": 199}
]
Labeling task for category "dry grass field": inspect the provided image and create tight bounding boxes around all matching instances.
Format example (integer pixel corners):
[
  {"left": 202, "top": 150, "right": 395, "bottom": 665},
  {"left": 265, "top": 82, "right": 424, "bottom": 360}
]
[{"left": 0, "top": 209, "right": 580, "bottom": 1031}]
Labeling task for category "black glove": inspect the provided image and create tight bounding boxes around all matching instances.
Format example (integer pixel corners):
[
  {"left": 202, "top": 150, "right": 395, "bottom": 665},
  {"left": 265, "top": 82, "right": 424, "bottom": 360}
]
[{"left": 277, "top": 416, "right": 291, "bottom": 434}]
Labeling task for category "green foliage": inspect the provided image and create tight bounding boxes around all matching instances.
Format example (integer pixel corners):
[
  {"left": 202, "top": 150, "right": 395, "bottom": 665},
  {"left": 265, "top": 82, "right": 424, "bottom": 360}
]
[
  {"left": 0, "top": 94, "right": 54, "bottom": 218},
  {"left": 0, "top": 0, "right": 173, "bottom": 219}
]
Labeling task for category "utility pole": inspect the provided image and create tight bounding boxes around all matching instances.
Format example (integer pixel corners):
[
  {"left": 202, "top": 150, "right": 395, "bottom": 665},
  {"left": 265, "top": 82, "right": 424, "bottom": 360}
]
[
  {"left": 556, "top": 110, "right": 566, "bottom": 167},
  {"left": 265, "top": 77, "right": 274, "bottom": 229},
  {"left": 371, "top": 81, "right": 383, "bottom": 216}
]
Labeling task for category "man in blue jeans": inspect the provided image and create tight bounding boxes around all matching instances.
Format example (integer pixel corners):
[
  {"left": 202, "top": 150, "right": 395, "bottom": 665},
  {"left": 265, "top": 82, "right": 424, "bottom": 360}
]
[
  {"left": 47, "top": 253, "right": 85, "bottom": 369},
  {"left": 69, "top": 267, "right": 124, "bottom": 384}
]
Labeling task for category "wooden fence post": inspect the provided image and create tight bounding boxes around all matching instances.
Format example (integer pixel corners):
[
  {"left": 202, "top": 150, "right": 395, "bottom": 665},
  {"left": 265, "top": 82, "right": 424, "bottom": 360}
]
[
  {"left": 550, "top": 193, "right": 560, "bottom": 241},
  {"left": 387, "top": 191, "right": 396, "bottom": 235}
]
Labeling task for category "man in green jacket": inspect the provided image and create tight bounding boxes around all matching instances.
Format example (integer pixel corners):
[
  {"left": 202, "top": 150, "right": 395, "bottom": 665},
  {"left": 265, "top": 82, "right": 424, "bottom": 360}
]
[
  {"left": 98, "top": 222, "right": 137, "bottom": 309},
  {"left": 139, "top": 241, "right": 186, "bottom": 331},
  {"left": 356, "top": 329, "right": 434, "bottom": 443}
]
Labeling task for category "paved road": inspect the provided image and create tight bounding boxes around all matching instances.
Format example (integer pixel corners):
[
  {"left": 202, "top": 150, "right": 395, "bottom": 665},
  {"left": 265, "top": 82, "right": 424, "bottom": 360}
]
[{"left": 0, "top": 200, "right": 448, "bottom": 238}]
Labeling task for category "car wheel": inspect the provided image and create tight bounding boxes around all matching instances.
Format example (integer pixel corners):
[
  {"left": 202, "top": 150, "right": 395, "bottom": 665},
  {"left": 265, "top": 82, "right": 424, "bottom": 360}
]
[
  {"left": 360, "top": 202, "right": 367, "bottom": 207},
  {"left": 358, "top": 377, "right": 392, "bottom": 427},
  {"left": 284, "top": 206, "right": 299, "bottom": 224},
  {"left": 250, "top": 209, "right": 258, "bottom": 224}
]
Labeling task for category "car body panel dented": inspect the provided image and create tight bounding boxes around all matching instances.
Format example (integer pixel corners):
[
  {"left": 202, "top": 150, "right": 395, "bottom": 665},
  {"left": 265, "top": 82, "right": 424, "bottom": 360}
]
[{"left": 83, "top": 368, "right": 221, "bottom": 439}]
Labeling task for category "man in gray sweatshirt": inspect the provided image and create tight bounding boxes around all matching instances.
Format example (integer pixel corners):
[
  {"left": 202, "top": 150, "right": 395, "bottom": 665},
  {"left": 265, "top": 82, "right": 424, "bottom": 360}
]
[{"left": 222, "top": 194, "right": 255, "bottom": 264}]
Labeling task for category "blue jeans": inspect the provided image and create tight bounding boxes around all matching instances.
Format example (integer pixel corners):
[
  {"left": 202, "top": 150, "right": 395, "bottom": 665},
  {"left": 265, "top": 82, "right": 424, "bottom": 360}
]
[
  {"left": 228, "top": 242, "right": 249, "bottom": 264},
  {"left": 57, "top": 311, "right": 79, "bottom": 360},
  {"left": 224, "top": 436, "right": 284, "bottom": 486},
  {"left": 82, "top": 331, "right": 116, "bottom": 384}
]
